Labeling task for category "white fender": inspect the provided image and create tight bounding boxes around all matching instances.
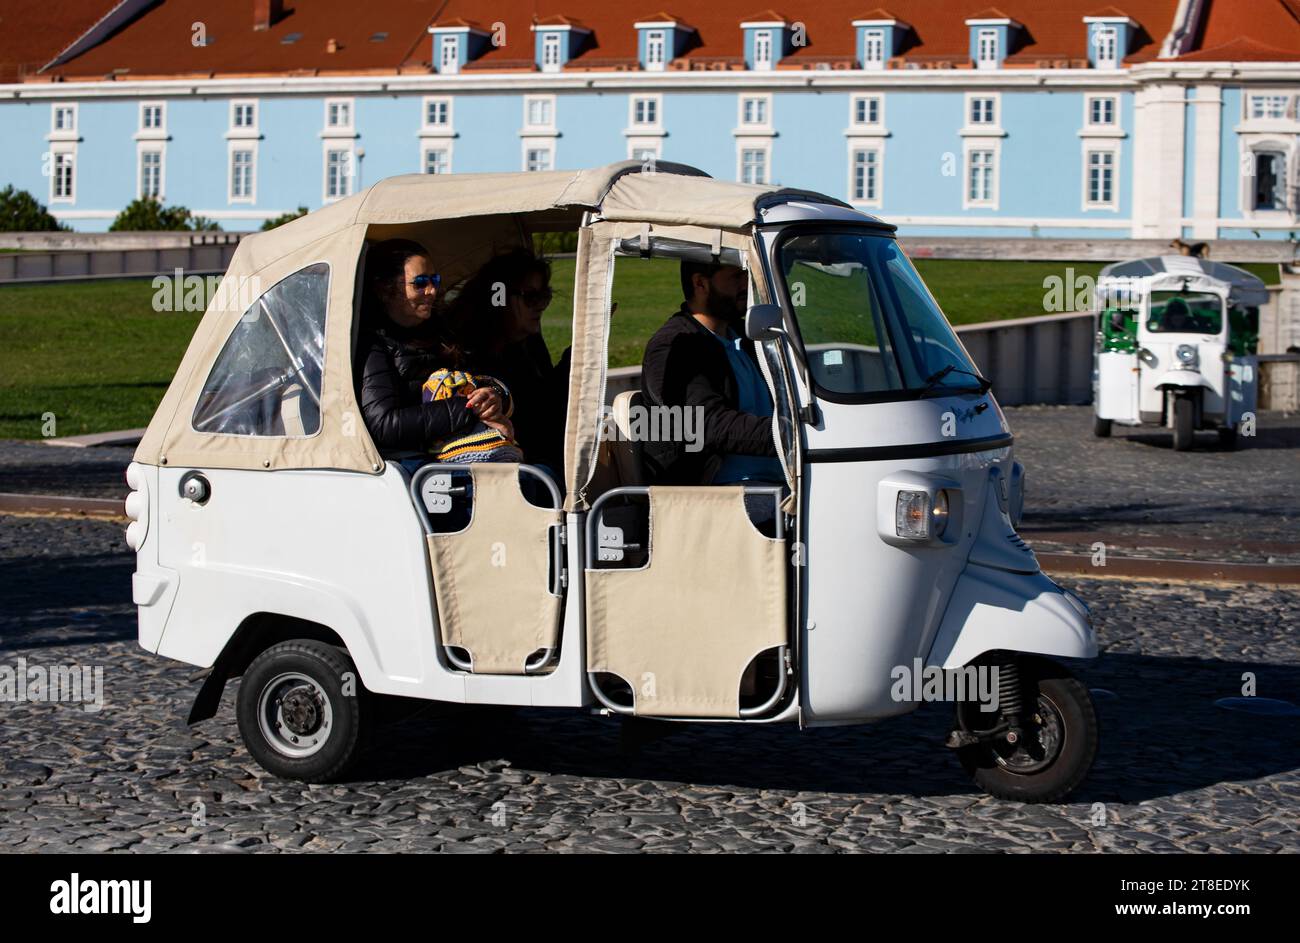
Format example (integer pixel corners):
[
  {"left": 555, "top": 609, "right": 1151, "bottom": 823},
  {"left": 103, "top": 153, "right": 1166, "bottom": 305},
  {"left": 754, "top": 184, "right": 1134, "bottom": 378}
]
[
  {"left": 926, "top": 563, "right": 1097, "bottom": 669},
  {"left": 1154, "top": 369, "right": 1213, "bottom": 390}
]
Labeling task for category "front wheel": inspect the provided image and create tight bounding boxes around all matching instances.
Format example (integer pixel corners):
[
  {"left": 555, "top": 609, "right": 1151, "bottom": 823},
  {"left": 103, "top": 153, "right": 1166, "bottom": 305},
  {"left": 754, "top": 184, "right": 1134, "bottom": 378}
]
[
  {"left": 1092, "top": 416, "right": 1112, "bottom": 438},
  {"left": 1172, "top": 396, "right": 1195, "bottom": 451},
  {"left": 956, "top": 657, "right": 1098, "bottom": 803},
  {"left": 236, "top": 639, "right": 370, "bottom": 782}
]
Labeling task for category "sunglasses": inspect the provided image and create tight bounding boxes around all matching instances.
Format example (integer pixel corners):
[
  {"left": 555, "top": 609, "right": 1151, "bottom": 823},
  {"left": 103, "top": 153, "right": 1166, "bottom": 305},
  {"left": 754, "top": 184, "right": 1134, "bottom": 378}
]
[
  {"left": 516, "top": 287, "right": 554, "bottom": 308},
  {"left": 409, "top": 274, "right": 441, "bottom": 290}
]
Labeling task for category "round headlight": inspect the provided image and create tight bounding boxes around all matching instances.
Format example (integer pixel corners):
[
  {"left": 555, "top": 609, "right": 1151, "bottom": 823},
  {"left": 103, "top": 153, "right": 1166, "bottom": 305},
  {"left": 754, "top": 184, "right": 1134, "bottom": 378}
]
[
  {"left": 931, "top": 490, "right": 949, "bottom": 539},
  {"left": 1176, "top": 344, "right": 1199, "bottom": 368}
]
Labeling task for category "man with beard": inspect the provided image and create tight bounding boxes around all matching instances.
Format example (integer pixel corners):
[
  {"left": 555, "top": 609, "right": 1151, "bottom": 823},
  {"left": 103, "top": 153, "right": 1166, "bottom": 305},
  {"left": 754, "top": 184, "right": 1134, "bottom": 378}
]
[{"left": 640, "top": 260, "right": 782, "bottom": 487}]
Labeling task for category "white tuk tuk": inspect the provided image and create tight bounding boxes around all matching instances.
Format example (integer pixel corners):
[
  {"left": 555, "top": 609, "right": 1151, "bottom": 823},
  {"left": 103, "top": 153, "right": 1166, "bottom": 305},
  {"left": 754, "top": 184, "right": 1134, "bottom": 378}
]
[
  {"left": 127, "top": 161, "right": 1098, "bottom": 802},
  {"left": 1092, "top": 255, "right": 1266, "bottom": 450}
]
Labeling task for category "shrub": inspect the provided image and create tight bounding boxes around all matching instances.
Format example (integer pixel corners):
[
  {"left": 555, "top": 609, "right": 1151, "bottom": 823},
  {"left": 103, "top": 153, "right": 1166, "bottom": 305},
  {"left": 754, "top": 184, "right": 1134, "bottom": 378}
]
[{"left": 0, "top": 186, "right": 69, "bottom": 231}]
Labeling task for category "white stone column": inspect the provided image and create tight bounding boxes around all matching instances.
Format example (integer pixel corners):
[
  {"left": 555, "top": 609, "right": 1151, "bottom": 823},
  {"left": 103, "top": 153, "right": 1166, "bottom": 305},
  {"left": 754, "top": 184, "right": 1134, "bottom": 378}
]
[
  {"left": 1190, "top": 84, "right": 1222, "bottom": 240},
  {"left": 1132, "top": 83, "right": 1187, "bottom": 238}
]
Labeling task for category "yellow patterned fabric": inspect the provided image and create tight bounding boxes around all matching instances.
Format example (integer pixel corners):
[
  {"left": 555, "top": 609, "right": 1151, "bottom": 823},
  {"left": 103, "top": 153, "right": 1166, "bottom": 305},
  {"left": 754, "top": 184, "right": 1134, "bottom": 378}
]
[{"left": 421, "top": 369, "right": 522, "bottom": 464}]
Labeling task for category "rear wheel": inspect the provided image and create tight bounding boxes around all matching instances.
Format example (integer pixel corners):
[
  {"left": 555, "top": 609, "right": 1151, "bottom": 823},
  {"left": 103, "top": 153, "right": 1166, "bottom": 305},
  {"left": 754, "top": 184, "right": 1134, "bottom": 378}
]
[
  {"left": 956, "top": 657, "right": 1098, "bottom": 803},
  {"left": 1092, "top": 416, "right": 1112, "bottom": 438},
  {"left": 1172, "top": 396, "right": 1195, "bottom": 451},
  {"left": 236, "top": 639, "right": 369, "bottom": 782}
]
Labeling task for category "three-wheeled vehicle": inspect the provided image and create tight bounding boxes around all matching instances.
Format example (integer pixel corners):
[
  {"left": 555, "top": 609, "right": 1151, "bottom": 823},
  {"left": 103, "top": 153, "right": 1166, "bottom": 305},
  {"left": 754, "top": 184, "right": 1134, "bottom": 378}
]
[
  {"left": 1092, "top": 255, "right": 1265, "bottom": 450},
  {"left": 127, "top": 161, "right": 1099, "bottom": 802}
]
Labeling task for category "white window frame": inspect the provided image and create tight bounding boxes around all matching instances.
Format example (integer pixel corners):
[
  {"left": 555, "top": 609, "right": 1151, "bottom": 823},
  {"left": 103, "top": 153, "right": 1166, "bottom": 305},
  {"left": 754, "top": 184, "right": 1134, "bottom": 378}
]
[
  {"left": 230, "top": 99, "right": 258, "bottom": 132},
  {"left": 228, "top": 144, "right": 257, "bottom": 203},
  {"left": 968, "top": 94, "right": 997, "bottom": 126},
  {"left": 848, "top": 144, "right": 883, "bottom": 206},
  {"left": 51, "top": 103, "right": 77, "bottom": 134},
  {"left": 850, "top": 94, "right": 884, "bottom": 128},
  {"left": 523, "top": 94, "right": 556, "bottom": 131},
  {"left": 1085, "top": 94, "right": 1117, "bottom": 128},
  {"left": 1082, "top": 144, "right": 1119, "bottom": 211},
  {"left": 139, "top": 101, "right": 165, "bottom": 133},
  {"left": 1241, "top": 140, "right": 1295, "bottom": 217},
  {"left": 523, "top": 143, "right": 555, "bottom": 173},
  {"left": 49, "top": 145, "right": 76, "bottom": 203},
  {"left": 1246, "top": 92, "right": 1291, "bottom": 121},
  {"left": 738, "top": 143, "right": 771, "bottom": 185},
  {"left": 628, "top": 139, "right": 662, "bottom": 163},
  {"left": 645, "top": 30, "right": 666, "bottom": 71},
  {"left": 739, "top": 94, "right": 772, "bottom": 129},
  {"left": 863, "top": 29, "right": 885, "bottom": 70},
  {"left": 630, "top": 94, "right": 661, "bottom": 129},
  {"left": 422, "top": 145, "right": 452, "bottom": 175},
  {"left": 541, "top": 32, "right": 562, "bottom": 73},
  {"left": 753, "top": 30, "right": 774, "bottom": 71},
  {"left": 1093, "top": 26, "right": 1119, "bottom": 69},
  {"left": 439, "top": 34, "right": 460, "bottom": 74},
  {"left": 323, "top": 144, "right": 355, "bottom": 203},
  {"left": 963, "top": 144, "right": 999, "bottom": 209},
  {"left": 137, "top": 145, "right": 165, "bottom": 200},
  {"left": 976, "top": 29, "right": 999, "bottom": 69},
  {"left": 324, "top": 98, "right": 354, "bottom": 131},
  {"left": 422, "top": 96, "right": 453, "bottom": 131}
]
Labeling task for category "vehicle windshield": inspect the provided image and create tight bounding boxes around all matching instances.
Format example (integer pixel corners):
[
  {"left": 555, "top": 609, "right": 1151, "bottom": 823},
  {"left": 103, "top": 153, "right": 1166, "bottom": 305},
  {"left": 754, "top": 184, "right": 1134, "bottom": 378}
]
[
  {"left": 1147, "top": 290, "right": 1223, "bottom": 335},
  {"left": 776, "top": 230, "right": 982, "bottom": 399}
]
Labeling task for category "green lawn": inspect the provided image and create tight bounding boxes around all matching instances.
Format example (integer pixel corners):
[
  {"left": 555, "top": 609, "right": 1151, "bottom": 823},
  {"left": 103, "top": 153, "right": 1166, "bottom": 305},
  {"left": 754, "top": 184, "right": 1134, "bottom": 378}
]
[{"left": 0, "top": 256, "right": 1282, "bottom": 439}]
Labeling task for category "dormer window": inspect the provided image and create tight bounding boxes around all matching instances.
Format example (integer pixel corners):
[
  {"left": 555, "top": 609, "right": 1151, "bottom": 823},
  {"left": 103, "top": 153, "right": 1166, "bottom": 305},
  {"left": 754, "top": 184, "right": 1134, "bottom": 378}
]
[
  {"left": 863, "top": 29, "right": 885, "bottom": 69},
  {"left": 439, "top": 34, "right": 460, "bottom": 74},
  {"left": 428, "top": 20, "right": 491, "bottom": 74},
  {"left": 966, "top": 14, "right": 1019, "bottom": 70},
  {"left": 635, "top": 18, "right": 694, "bottom": 71},
  {"left": 1083, "top": 15, "right": 1135, "bottom": 70},
  {"left": 645, "top": 30, "right": 666, "bottom": 70},
  {"left": 754, "top": 30, "right": 774, "bottom": 70},
  {"left": 541, "top": 33, "right": 562, "bottom": 71}
]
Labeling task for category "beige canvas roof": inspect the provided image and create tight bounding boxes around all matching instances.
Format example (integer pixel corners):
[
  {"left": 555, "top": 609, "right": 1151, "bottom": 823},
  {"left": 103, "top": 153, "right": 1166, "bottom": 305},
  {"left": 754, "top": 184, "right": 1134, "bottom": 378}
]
[{"left": 134, "top": 161, "right": 843, "bottom": 476}]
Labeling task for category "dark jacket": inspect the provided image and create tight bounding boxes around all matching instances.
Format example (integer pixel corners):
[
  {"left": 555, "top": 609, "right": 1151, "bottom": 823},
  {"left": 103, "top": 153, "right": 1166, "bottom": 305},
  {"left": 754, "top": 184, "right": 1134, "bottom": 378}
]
[
  {"left": 354, "top": 317, "right": 481, "bottom": 454},
  {"left": 640, "top": 304, "right": 777, "bottom": 485},
  {"left": 467, "top": 333, "right": 570, "bottom": 473}
]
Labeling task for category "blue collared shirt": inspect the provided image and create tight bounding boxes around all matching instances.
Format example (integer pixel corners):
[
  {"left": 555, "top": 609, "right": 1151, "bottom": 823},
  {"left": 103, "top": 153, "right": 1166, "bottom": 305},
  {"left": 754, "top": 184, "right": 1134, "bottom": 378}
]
[{"left": 705, "top": 324, "right": 785, "bottom": 485}]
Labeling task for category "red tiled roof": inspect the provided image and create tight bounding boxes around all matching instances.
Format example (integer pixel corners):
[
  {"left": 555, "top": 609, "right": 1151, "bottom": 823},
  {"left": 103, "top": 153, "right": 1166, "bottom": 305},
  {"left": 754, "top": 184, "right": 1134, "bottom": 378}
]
[
  {"left": 740, "top": 10, "right": 792, "bottom": 23},
  {"left": 1085, "top": 6, "right": 1132, "bottom": 17},
  {"left": 45, "top": 0, "right": 1300, "bottom": 80},
  {"left": 1173, "top": 36, "right": 1300, "bottom": 62},
  {"left": 1173, "top": 0, "right": 1300, "bottom": 60},
  {"left": 534, "top": 15, "right": 591, "bottom": 28},
  {"left": 430, "top": 19, "right": 490, "bottom": 31},
  {"left": 0, "top": 0, "right": 122, "bottom": 81}
]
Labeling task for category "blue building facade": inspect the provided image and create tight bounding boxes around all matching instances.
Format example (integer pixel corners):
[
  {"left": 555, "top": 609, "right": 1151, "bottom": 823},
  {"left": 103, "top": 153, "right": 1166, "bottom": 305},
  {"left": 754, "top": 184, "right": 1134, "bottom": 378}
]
[{"left": 1, "top": 1, "right": 1297, "bottom": 239}]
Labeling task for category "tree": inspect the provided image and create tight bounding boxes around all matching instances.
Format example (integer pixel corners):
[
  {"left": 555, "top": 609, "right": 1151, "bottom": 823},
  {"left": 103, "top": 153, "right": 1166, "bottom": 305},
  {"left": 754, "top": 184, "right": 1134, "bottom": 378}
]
[
  {"left": 0, "top": 186, "right": 69, "bottom": 231},
  {"left": 260, "top": 206, "right": 309, "bottom": 231},
  {"left": 109, "top": 197, "right": 222, "bottom": 231}
]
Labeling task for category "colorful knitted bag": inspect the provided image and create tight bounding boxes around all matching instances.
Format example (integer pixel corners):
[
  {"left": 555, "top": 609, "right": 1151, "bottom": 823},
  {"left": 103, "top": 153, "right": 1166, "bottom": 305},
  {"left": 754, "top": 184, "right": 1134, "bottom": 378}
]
[{"left": 421, "top": 369, "right": 524, "bottom": 464}]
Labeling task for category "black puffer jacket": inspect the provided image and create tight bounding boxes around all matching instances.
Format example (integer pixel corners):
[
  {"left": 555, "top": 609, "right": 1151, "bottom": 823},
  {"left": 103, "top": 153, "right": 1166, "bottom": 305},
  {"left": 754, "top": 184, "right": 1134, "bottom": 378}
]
[{"left": 354, "top": 318, "right": 483, "bottom": 453}]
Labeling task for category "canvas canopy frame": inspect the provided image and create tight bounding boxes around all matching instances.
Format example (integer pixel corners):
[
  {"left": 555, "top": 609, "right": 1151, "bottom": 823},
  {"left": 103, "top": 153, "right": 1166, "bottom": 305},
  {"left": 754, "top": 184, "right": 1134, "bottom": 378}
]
[{"left": 133, "top": 161, "right": 845, "bottom": 485}]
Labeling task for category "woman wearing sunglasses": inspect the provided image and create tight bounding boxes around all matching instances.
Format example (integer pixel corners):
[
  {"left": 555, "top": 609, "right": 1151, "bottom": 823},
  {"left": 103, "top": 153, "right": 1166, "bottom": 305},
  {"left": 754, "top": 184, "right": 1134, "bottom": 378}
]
[
  {"left": 448, "top": 247, "right": 569, "bottom": 477},
  {"left": 354, "top": 239, "right": 511, "bottom": 459}
]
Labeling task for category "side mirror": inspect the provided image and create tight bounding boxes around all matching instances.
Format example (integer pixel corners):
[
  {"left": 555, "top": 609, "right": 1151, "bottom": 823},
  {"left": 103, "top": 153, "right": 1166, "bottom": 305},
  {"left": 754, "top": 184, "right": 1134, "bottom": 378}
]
[{"left": 745, "top": 303, "right": 785, "bottom": 342}]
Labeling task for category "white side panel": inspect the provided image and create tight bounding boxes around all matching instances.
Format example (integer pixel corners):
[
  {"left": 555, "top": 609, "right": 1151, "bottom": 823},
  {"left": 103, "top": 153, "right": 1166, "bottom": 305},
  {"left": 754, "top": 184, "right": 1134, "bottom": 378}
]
[{"left": 1096, "top": 351, "right": 1139, "bottom": 422}]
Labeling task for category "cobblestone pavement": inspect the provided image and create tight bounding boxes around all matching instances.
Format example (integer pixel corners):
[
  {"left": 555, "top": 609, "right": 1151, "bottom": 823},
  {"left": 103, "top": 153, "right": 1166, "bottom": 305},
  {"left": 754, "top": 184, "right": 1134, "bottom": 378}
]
[
  {"left": 0, "top": 515, "right": 1296, "bottom": 853},
  {"left": 1008, "top": 406, "right": 1300, "bottom": 565}
]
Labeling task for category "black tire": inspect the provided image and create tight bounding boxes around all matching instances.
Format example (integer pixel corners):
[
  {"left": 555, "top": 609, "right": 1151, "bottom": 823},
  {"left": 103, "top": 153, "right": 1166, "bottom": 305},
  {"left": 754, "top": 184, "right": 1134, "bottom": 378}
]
[
  {"left": 1172, "top": 396, "right": 1194, "bottom": 451},
  {"left": 957, "top": 657, "right": 1099, "bottom": 803},
  {"left": 1093, "top": 416, "right": 1112, "bottom": 438},
  {"left": 1218, "top": 426, "right": 1238, "bottom": 450},
  {"left": 236, "top": 639, "right": 369, "bottom": 783}
]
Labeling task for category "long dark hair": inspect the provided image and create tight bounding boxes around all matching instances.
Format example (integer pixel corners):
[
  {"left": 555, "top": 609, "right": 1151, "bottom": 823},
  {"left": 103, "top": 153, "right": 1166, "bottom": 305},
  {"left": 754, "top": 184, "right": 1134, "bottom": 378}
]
[
  {"left": 360, "top": 238, "right": 465, "bottom": 364},
  {"left": 446, "top": 247, "right": 552, "bottom": 357}
]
